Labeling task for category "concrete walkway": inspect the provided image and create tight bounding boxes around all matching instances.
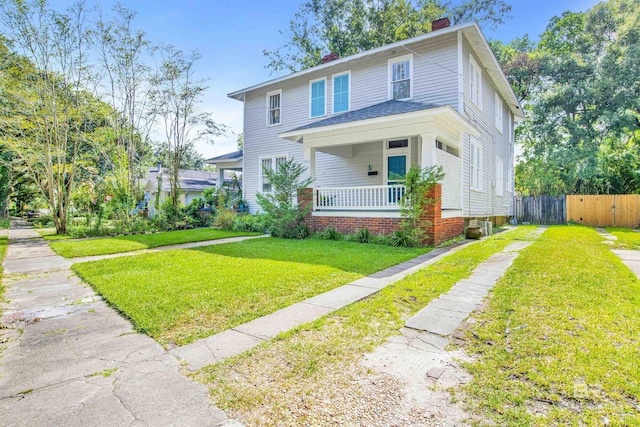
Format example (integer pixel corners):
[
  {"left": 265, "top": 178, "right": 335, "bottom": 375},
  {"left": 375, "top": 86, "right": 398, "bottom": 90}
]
[
  {"left": 0, "top": 219, "right": 236, "bottom": 427},
  {"left": 595, "top": 227, "right": 640, "bottom": 279},
  {"left": 170, "top": 240, "right": 477, "bottom": 371}
]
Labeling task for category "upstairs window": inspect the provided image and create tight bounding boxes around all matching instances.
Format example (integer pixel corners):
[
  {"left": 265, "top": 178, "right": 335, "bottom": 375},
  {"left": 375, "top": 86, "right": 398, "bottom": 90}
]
[
  {"left": 310, "top": 78, "right": 326, "bottom": 118},
  {"left": 469, "top": 55, "right": 482, "bottom": 108},
  {"left": 333, "top": 72, "right": 350, "bottom": 113},
  {"left": 260, "top": 155, "right": 287, "bottom": 193},
  {"left": 470, "top": 139, "right": 482, "bottom": 191},
  {"left": 267, "top": 90, "right": 281, "bottom": 126},
  {"left": 495, "top": 93, "right": 503, "bottom": 132},
  {"left": 388, "top": 54, "right": 413, "bottom": 100}
]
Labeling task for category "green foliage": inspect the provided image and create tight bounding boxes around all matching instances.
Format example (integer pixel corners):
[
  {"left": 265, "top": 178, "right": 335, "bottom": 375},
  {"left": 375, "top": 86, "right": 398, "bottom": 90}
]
[
  {"left": 265, "top": 0, "right": 512, "bottom": 72},
  {"left": 255, "top": 158, "right": 313, "bottom": 239},
  {"left": 398, "top": 165, "right": 444, "bottom": 246},
  {"left": 214, "top": 208, "right": 236, "bottom": 230},
  {"left": 498, "top": 0, "right": 640, "bottom": 196},
  {"left": 313, "top": 227, "right": 344, "bottom": 241},
  {"left": 232, "top": 214, "right": 268, "bottom": 233},
  {"left": 349, "top": 227, "right": 371, "bottom": 243}
]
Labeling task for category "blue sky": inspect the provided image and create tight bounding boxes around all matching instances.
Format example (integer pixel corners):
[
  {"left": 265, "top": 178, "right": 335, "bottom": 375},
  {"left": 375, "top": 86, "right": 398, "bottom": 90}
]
[{"left": 86, "top": 0, "right": 602, "bottom": 159}]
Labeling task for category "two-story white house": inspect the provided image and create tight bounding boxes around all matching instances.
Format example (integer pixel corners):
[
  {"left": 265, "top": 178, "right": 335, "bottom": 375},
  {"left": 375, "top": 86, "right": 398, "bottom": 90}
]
[{"left": 228, "top": 18, "right": 523, "bottom": 244}]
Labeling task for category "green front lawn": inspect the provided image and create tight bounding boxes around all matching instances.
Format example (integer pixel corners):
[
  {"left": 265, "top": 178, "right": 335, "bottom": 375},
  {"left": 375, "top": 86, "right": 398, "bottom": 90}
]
[
  {"left": 606, "top": 227, "right": 640, "bottom": 250},
  {"left": 73, "top": 238, "right": 430, "bottom": 346},
  {"left": 50, "top": 228, "right": 261, "bottom": 258},
  {"left": 190, "top": 227, "right": 539, "bottom": 425},
  {"left": 0, "top": 219, "right": 9, "bottom": 229},
  {"left": 0, "top": 236, "right": 8, "bottom": 314},
  {"left": 461, "top": 226, "right": 640, "bottom": 426}
]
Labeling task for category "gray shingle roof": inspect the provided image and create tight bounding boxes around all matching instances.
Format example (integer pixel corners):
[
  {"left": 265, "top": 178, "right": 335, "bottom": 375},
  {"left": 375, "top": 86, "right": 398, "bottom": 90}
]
[
  {"left": 146, "top": 169, "right": 217, "bottom": 192},
  {"left": 205, "top": 150, "right": 243, "bottom": 162},
  {"left": 286, "top": 100, "right": 440, "bottom": 133}
]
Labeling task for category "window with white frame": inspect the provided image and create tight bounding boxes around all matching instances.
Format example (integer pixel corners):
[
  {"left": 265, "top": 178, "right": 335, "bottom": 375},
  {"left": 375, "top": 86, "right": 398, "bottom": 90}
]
[
  {"left": 495, "top": 93, "right": 503, "bottom": 132},
  {"left": 259, "top": 155, "right": 287, "bottom": 192},
  {"left": 388, "top": 54, "right": 413, "bottom": 100},
  {"left": 332, "top": 72, "right": 350, "bottom": 113},
  {"left": 266, "top": 90, "right": 281, "bottom": 126},
  {"left": 495, "top": 157, "right": 504, "bottom": 196},
  {"left": 470, "top": 139, "right": 482, "bottom": 191},
  {"left": 469, "top": 55, "right": 482, "bottom": 108},
  {"left": 310, "top": 78, "right": 326, "bottom": 118}
]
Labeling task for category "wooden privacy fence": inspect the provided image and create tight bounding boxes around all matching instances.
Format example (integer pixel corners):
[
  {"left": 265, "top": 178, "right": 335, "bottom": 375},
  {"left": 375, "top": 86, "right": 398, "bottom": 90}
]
[
  {"left": 514, "top": 195, "right": 566, "bottom": 225},
  {"left": 566, "top": 194, "right": 640, "bottom": 228},
  {"left": 514, "top": 194, "right": 640, "bottom": 227}
]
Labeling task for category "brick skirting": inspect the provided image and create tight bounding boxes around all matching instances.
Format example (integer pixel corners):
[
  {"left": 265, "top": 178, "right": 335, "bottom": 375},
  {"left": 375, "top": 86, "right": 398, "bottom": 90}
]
[{"left": 298, "top": 184, "right": 465, "bottom": 246}]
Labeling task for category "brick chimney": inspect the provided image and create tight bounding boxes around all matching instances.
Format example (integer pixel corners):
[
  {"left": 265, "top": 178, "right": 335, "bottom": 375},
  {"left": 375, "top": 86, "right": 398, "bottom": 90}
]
[
  {"left": 431, "top": 17, "right": 451, "bottom": 31},
  {"left": 321, "top": 52, "right": 340, "bottom": 64}
]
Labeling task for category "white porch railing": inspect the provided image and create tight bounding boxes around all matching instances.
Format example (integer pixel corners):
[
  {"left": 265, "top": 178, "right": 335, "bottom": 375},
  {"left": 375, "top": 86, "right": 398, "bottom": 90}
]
[{"left": 313, "top": 185, "right": 406, "bottom": 210}]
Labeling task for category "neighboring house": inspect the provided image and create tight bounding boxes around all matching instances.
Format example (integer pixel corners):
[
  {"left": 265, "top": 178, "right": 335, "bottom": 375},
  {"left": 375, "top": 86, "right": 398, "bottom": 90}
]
[
  {"left": 204, "top": 150, "right": 243, "bottom": 190},
  {"left": 144, "top": 165, "right": 217, "bottom": 217},
  {"left": 227, "top": 18, "right": 523, "bottom": 244}
]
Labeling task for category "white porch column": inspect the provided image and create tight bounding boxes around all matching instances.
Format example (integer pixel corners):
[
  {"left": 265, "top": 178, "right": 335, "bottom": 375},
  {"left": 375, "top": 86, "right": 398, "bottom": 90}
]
[
  {"left": 218, "top": 167, "right": 224, "bottom": 188},
  {"left": 304, "top": 146, "right": 316, "bottom": 181},
  {"left": 420, "top": 133, "right": 438, "bottom": 168}
]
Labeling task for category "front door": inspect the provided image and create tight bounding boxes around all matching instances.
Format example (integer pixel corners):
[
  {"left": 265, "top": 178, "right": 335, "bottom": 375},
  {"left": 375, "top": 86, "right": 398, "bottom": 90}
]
[{"left": 387, "top": 155, "right": 406, "bottom": 203}]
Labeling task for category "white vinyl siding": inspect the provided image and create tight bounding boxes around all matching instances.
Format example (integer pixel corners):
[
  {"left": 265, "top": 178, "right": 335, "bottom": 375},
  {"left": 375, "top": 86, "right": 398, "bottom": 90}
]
[
  {"left": 332, "top": 72, "right": 350, "bottom": 113},
  {"left": 494, "top": 92, "right": 503, "bottom": 132},
  {"left": 309, "top": 78, "right": 326, "bottom": 118},
  {"left": 388, "top": 54, "right": 413, "bottom": 100},
  {"left": 495, "top": 157, "right": 504, "bottom": 196},
  {"left": 259, "top": 155, "right": 287, "bottom": 193},
  {"left": 469, "top": 55, "right": 482, "bottom": 108},
  {"left": 470, "top": 139, "right": 482, "bottom": 192},
  {"left": 266, "top": 90, "right": 281, "bottom": 126}
]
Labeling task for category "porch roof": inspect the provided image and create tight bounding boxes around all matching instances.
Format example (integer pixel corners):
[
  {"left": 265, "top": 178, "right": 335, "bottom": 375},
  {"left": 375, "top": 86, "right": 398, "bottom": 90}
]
[
  {"left": 288, "top": 100, "right": 439, "bottom": 133},
  {"left": 279, "top": 101, "right": 478, "bottom": 146}
]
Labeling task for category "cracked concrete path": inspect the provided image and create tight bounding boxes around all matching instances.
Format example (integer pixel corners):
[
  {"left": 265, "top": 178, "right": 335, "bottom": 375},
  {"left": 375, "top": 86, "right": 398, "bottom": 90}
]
[
  {"left": 595, "top": 227, "right": 640, "bottom": 279},
  {"left": 0, "top": 219, "right": 235, "bottom": 427},
  {"left": 363, "top": 227, "right": 547, "bottom": 426}
]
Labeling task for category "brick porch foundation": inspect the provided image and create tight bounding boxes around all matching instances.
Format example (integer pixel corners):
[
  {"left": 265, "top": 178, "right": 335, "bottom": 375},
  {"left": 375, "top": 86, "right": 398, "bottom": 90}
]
[{"left": 298, "top": 184, "right": 464, "bottom": 246}]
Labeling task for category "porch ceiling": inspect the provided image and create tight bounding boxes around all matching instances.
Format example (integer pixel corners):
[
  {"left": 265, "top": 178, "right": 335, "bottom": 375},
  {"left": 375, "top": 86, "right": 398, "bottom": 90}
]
[{"left": 279, "top": 104, "right": 479, "bottom": 149}]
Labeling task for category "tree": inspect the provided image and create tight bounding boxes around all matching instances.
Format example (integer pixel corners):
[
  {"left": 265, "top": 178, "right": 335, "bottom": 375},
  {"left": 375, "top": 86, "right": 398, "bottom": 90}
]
[
  {"left": 149, "top": 46, "right": 226, "bottom": 211},
  {"left": 0, "top": 0, "right": 98, "bottom": 234},
  {"left": 93, "top": 4, "right": 156, "bottom": 198},
  {"left": 264, "top": 0, "right": 511, "bottom": 73},
  {"left": 255, "top": 158, "right": 313, "bottom": 238}
]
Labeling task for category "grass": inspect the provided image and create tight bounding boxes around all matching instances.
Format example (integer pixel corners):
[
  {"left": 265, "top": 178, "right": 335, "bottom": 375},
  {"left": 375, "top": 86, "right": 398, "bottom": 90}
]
[
  {"left": 0, "top": 235, "right": 7, "bottom": 314},
  {"left": 73, "top": 238, "right": 430, "bottom": 346},
  {"left": 50, "top": 228, "right": 262, "bottom": 258},
  {"left": 460, "top": 226, "right": 640, "bottom": 426},
  {"left": 190, "top": 227, "right": 538, "bottom": 426},
  {"left": 606, "top": 227, "right": 640, "bottom": 250},
  {"left": 0, "top": 219, "right": 9, "bottom": 229}
]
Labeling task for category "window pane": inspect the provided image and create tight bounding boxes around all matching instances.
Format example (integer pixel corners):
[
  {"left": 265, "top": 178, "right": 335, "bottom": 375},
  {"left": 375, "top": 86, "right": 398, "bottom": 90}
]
[
  {"left": 311, "top": 80, "right": 325, "bottom": 117},
  {"left": 333, "top": 74, "right": 349, "bottom": 113},
  {"left": 392, "top": 80, "right": 410, "bottom": 99}
]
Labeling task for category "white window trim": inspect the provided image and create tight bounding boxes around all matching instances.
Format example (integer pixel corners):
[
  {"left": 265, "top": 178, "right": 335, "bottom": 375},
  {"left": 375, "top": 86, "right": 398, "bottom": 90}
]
[
  {"left": 495, "top": 157, "right": 504, "bottom": 197},
  {"left": 259, "top": 154, "right": 288, "bottom": 193},
  {"left": 309, "top": 77, "right": 327, "bottom": 118},
  {"left": 494, "top": 92, "right": 503, "bottom": 133},
  {"left": 331, "top": 70, "right": 351, "bottom": 114},
  {"left": 388, "top": 53, "right": 413, "bottom": 101},
  {"left": 470, "top": 139, "right": 483, "bottom": 192},
  {"left": 469, "top": 54, "right": 482, "bottom": 109},
  {"left": 509, "top": 113, "right": 514, "bottom": 144},
  {"left": 266, "top": 89, "right": 282, "bottom": 127}
]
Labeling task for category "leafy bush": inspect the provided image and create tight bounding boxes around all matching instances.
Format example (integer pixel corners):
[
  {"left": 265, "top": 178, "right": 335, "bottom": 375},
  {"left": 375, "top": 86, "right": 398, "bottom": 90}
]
[
  {"left": 398, "top": 165, "right": 444, "bottom": 246},
  {"left": 348, "top": 227, "right": 371, "bottom": 243},
  {"left": 255, "top": 158, "right": 313, "bottom": 239},
  {"left": 233, "top": 214, "right": 267, "bottom": 233},
  {"left": 214, "top": 208, "right": 236, "bottom": 230},
  {"left": 313, "top": 227, "right": 344, "bottom": 241}
]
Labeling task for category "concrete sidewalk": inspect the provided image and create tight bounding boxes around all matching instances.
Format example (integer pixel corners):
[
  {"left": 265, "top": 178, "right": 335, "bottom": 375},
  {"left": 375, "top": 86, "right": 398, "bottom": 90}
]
[
  {"left": 0, "top": 219, "right": 236, "bottom": 427},
  {"left": 595, "top": 227, "right": 640, "bottom": 279}
]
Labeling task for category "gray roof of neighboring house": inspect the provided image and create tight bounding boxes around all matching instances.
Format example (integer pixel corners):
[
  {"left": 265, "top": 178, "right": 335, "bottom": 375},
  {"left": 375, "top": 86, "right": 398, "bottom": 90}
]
[
  {"left": 146, "top": 168, "right": 217, "bottom": 193},
  {"left": 205, "top": 150, "right": 243, "bottom": 163},
  {"left": 287, "top": 100, "right": 440, "bottom": 133}
]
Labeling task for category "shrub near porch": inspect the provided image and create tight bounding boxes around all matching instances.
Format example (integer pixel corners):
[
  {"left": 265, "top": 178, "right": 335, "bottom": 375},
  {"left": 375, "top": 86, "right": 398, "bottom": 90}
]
[{"left": 73, "top": 238, "right": 429, "bottom": 347}]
